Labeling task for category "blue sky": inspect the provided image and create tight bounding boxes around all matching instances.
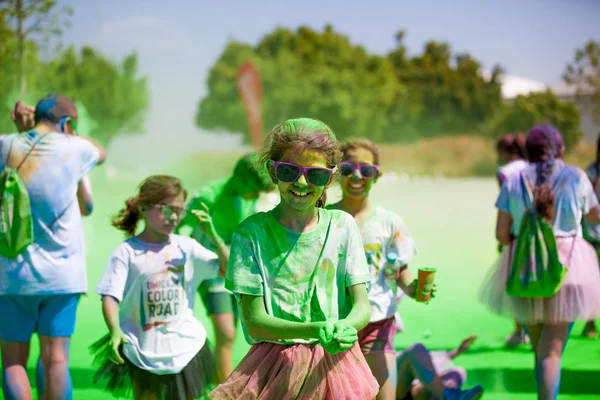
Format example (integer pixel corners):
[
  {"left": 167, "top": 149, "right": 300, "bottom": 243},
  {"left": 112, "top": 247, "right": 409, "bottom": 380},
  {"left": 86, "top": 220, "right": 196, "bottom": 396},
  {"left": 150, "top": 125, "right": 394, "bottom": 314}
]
[{"left": 55, "top": 0, "right": 600, "bottom": 162}]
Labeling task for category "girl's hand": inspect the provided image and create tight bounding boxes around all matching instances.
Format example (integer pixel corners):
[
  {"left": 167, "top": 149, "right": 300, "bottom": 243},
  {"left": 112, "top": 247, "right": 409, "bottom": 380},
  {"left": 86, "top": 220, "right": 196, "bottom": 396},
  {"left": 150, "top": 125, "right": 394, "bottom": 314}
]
[
  {"left": 332, "top": 321, "right": 358, "bottom": 351},
  {"left": 318, "top": 320, "right": 335, "bottom": 345},
  {"left": 318, "top": 320, "right": 340, "bottom": 354},
  {"left": 108, "top": 330, "right": 129, "bottom": 365},
  {"left": 413, "top": 282, "right": 437, "bottom": 304},
  {"left": 319, "top": 320, "right": 356, "bottom": 354},
  {"left": 192, "top": 203, "right": 218, "bottom": 242}
]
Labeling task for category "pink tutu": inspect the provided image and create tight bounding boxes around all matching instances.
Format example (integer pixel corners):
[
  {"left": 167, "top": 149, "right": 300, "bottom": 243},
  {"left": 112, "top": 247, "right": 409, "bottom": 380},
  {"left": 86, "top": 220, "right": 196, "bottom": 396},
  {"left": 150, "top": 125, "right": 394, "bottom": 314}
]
[
  {"left": 209, "top": 342, "right": 379, "bottom": 400},
  {"left": 479, "top": 237, "right": 600, "bottom": 324}
]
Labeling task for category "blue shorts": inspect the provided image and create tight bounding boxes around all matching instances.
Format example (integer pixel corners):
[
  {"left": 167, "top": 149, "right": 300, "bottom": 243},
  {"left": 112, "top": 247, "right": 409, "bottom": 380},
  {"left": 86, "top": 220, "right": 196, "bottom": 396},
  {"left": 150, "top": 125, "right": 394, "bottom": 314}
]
[{"left": 0, "top": 294, "right": 81, "bottom": 342}]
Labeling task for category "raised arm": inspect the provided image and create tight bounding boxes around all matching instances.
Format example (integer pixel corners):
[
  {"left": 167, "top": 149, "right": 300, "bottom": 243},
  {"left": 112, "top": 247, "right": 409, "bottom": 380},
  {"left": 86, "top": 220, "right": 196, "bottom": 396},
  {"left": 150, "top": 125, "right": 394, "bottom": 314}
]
[
  {"left": 191, "top": 203, "right": 229, "bottom": 276},
  {"left": 11, "top": 100, "right": 35, "bottom": 132},
  {"left": 77, "top": 175, "right": 94, "bottom": 216}
]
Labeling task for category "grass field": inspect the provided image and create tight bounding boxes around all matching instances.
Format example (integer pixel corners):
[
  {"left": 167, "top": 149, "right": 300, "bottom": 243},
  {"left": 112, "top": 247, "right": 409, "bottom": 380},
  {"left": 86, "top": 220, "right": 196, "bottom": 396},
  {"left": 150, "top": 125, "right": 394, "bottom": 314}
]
[{"left": 1, "top": 155, "right": 599, "bottom": 399}]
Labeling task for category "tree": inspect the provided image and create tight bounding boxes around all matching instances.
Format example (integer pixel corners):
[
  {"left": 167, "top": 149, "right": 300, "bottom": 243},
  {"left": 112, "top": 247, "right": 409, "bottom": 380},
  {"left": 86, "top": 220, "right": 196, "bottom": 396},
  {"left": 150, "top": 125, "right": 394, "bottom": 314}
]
[
  {"left": 33, "top": 46, "right": 149, "bottom": 146},
  {"left": 196, "top": 26, "right": 401, "bottom": 143},
  {"left": 490, "top": 90, "right": 582, "bottom": 150},
  {"left": 564, "top": 40, "right": 600, "bottom": 124},
  {"left": 1, "top": 0, "right": 73, "bottom": 95},
  {"left": 386, "top": 34, "right": 503, "bottom": 139},
  {"left": 197, "top": 26, "right": 503, "bottom": 143}
]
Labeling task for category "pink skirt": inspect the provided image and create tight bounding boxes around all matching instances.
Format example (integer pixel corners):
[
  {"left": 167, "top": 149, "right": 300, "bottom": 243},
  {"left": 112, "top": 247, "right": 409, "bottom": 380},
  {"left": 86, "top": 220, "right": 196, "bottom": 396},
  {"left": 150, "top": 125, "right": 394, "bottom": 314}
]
[
  {"left": 209, "top": 341, "right": 379, "bottom": 400},
  {"left": 479, "top": 237, "right": 600, "bottom": 324}
]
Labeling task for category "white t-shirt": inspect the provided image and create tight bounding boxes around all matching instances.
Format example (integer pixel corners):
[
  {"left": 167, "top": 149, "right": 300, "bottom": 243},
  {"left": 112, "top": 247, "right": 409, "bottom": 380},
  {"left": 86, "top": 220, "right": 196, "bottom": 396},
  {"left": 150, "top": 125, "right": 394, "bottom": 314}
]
[
  {"left": 95, "top": 234, "right": 219, "bottom": 374},
  {"left": 496, "top": 161, "right": 598, "bottom": 237},
  {"left": 354, "top": 205, "right": 418, "bottom": 322},
  {"left": 497, "top": 159, "right": 529, "bottom": 184},
  {"left": 0, "top": 131, "right": 100, "bottom": 295}
]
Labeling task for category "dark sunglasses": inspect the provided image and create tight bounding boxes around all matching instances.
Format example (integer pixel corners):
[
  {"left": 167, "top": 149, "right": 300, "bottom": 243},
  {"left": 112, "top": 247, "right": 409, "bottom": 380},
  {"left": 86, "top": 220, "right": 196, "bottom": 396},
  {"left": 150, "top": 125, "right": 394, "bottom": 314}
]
[
  {"left": 270, "top": 161, "right": 337, "bottom": 187},
  {"left": 339, "top": 162, "right": 379, "bottom": 179},
  {"left": 153, "top": 204, "right": 188, "bottom": 219}
]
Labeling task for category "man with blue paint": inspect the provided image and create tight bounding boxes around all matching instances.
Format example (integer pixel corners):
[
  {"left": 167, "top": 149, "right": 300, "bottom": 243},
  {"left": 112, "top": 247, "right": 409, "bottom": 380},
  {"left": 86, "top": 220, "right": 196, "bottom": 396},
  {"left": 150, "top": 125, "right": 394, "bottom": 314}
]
[{"left": 0, "top": 94, "right": 107, "bottom": 400}]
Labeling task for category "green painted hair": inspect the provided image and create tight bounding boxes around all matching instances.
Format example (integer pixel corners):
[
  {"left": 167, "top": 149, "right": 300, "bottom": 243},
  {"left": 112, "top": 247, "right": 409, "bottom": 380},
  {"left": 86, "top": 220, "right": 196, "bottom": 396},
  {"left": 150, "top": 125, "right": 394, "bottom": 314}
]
[{"left": 259, "top": 118, "right": 342, "bottom": 208}]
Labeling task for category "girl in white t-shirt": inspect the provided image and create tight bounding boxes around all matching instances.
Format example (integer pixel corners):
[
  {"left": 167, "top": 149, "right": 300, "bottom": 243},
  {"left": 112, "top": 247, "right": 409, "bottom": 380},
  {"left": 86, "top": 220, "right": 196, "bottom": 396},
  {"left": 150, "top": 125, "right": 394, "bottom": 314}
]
[
  {"left": 480, "top": 125, "right": 600, "bottom": 399},
  {"left": 328, "top": 138, "right": 483, "bottom": 400},
  {"left": 496, "top": 133, "right": 528, "bottom": 186},
  {"left": 91, "top": 175, "right": 229, "bottom": 399},
  {"left": 495, "top": 134, "right": 531, "bottom": 348}
]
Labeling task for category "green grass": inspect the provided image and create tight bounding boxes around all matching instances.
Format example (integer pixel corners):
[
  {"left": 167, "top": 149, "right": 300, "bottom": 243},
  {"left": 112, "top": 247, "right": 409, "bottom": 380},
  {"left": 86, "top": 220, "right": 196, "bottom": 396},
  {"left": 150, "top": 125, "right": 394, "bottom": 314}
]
[{"left": 1, "top": 164, "right": 599, "bottom": 399}]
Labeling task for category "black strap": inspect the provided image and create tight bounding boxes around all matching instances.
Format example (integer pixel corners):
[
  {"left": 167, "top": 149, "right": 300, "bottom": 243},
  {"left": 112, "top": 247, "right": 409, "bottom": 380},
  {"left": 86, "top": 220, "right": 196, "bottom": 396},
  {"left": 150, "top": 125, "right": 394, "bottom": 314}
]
[{"left": 4, "top": 133, "right": 46, "bottom": 172}]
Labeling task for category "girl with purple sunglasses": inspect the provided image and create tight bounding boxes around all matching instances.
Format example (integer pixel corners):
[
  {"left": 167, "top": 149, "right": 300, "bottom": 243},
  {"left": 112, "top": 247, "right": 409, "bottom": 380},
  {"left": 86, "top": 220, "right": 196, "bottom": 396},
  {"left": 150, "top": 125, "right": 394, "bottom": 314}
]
[
  {"left": 328, "top": 138, "right": 483, "bottom": 400},
  {"left": 210, "top": 118, "right": 379, "bottom": 399}
]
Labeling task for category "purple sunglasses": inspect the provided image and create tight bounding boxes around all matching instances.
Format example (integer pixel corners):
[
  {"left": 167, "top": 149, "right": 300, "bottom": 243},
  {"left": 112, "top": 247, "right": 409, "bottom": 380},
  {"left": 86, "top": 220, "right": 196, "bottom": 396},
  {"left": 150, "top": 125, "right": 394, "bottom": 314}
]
[
  {"left": 339, "top": 162, "right": 379, "bottom": 179},
  {"left": 270, "top": 161, "right": 337, "bottom": 186}
]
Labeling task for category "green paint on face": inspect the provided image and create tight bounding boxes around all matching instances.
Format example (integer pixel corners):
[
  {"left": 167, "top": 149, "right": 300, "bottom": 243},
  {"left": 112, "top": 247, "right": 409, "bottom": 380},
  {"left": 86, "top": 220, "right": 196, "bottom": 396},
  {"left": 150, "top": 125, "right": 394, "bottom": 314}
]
[
  {"left": 276, "top": 149, "right": 329, "bottom": 212},
  {"left": 340, "top": 147, "right": 377, "bottom": 199}
]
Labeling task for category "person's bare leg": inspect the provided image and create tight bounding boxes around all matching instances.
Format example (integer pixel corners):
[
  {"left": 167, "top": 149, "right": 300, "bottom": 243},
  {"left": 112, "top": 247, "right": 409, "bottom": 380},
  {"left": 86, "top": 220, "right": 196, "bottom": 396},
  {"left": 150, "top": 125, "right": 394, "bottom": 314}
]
[
  {"left": 39, "top": 336, "right": 72, "bottom": 400},
  {"left": 36, "top": 355, "right": 45, "bottom": 399},
  {"left": 536, "top": 323, "right": 570, "bottom": 400},
  {"left": 396, "top": 344, "right": 446, "bottom": 399},
  {"left": 365, "top": 352, "right": 397, "bottom": 400},
  {"left": 410, "top": 384, "right": 433, "bottom": 400},
  {"left": 132, "top": 368, "right": 160, "bottom": 400},
  {"left": 506, "top": 321, "right": 529, "bottom": 348},
  {"left": 1, "top": 340, "right": 33, "bottom": 400},
  {"left": 581, "top": 320, "right": 598, "bottom": 339},
  {"left": 210, "top": 313, "right": 236, "bottom": 382},
  {"left": 526, "top": 323, "right": 543, "bottom": 395}
]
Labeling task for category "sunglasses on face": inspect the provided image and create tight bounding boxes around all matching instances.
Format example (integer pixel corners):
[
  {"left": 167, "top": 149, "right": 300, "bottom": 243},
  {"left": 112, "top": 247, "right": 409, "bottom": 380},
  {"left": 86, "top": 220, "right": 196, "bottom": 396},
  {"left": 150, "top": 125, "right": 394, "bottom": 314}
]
[
  {"left": 339, "top": 162, "right": 379, "bottom": 179},
  {"left": 270, "top": 161, "right": 337, "bottom": 187},
  {"left": 153, "top": 204, "right": 187, "bottom": 220}
]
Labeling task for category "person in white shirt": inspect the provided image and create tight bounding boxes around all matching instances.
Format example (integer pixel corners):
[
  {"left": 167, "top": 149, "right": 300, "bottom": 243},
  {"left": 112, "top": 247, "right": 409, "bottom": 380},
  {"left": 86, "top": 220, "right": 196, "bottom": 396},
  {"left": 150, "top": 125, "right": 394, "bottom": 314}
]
[
  {"left": 91, "top": 175, "right": 229, "bottom": 399},
  {"left": 495, "top": 133, "right": 531, "bottom": 348},
  {"left": 329, "top": 138, "right": 483, "bottom": 400},
  {"left": 0, "top": 95, "right": 106, "bottom": 400}
]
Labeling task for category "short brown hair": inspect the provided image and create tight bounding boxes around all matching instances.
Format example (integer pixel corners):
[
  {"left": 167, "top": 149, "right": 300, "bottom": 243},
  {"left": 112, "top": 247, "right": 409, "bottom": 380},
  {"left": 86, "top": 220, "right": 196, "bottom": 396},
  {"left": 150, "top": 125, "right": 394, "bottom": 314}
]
[{"left": 340, "top": 137, "right": 380, "bottom": 165}]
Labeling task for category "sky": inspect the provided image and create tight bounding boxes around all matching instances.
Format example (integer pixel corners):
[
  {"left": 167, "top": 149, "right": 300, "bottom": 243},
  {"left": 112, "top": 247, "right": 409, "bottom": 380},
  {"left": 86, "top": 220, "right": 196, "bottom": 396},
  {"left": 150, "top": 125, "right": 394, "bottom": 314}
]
[{"left": 53, "top": 0, "right": 600, "bottom": 166}]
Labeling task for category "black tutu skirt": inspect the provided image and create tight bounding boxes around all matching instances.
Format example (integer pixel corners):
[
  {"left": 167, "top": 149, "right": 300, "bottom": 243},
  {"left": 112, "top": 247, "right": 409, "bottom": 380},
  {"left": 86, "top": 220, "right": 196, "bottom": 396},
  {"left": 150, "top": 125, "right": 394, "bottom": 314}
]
[{"left": 90, "top": 334, "right": 218, "bottom": 399}]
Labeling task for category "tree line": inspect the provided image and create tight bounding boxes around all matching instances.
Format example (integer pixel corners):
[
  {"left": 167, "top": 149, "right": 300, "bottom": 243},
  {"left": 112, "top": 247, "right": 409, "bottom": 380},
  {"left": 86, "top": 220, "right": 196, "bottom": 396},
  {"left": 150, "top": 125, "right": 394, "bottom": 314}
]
[
  {"left": 197, "top": 25, "right": 599, "bottom": 150},
  {"left": 0, "top": 0, "right": 149, "bottom": 146}
]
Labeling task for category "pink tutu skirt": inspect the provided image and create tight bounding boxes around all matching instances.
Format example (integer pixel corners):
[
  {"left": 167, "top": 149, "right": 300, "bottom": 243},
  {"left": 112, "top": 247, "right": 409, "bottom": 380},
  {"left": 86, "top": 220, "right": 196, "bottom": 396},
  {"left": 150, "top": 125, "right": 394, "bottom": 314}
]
[
  {"left": 209, "top": 341, "right": 379, "bottom": 400},
  {"left": 479, "top": 237, "right": 600, "bottom": 324}
]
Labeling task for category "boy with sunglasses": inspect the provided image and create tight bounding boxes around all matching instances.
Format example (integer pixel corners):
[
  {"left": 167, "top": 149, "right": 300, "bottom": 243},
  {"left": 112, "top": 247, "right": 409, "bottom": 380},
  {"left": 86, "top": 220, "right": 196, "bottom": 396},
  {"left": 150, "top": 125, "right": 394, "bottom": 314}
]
[
  {"left": 0, "top": 94, "right": 107, "bottom": 400},
  {"left": 175, "top": 153, "right": 274, "bottom": 382}
]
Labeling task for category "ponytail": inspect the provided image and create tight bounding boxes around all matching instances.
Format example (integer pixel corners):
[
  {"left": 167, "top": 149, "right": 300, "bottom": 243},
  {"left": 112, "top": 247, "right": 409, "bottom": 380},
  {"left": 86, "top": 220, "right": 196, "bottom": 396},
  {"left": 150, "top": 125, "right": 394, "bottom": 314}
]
[
  {"left": 534, "top": 161, "right": 555, "bottom": 222},
  {"left": 111, "top": 197, "right": 141, "bottom": 237},
  {"left": 316, "top": 190, "right": 328, "bottom": 208}
]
